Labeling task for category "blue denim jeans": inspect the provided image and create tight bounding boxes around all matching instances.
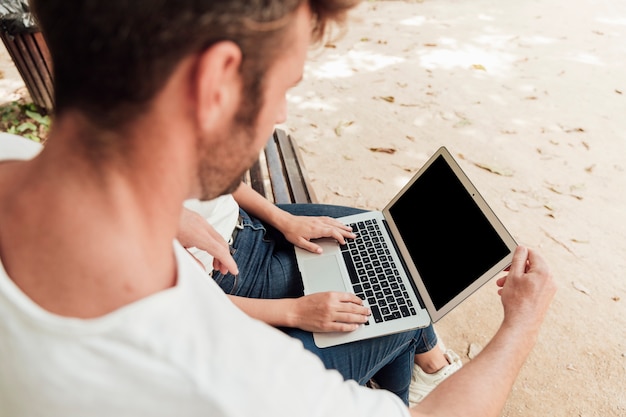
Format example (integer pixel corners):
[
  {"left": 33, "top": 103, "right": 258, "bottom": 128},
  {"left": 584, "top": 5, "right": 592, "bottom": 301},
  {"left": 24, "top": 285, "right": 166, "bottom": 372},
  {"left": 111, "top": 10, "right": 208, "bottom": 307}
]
[{"left": 212, "top": 203, "right": 437, "bottom": 404}]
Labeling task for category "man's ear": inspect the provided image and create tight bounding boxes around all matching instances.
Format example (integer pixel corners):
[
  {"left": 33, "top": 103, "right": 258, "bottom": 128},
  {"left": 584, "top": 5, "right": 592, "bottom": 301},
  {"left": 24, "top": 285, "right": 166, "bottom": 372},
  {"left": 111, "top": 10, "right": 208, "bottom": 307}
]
[{"left": 194, "top": 41, "right": 243, "bottom": 132}]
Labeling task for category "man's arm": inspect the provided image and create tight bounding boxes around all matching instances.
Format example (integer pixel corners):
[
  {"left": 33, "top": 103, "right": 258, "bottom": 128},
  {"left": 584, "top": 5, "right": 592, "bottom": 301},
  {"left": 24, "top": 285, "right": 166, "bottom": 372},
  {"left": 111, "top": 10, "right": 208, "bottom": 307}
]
[{"left": 409, "top": 246, "right": 556, "bottom": 417}]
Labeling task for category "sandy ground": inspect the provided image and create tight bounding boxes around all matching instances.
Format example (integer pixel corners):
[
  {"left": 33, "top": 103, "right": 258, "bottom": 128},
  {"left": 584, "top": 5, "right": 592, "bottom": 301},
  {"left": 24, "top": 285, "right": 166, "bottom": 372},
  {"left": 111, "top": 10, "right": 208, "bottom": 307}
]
[
  {"left": 279, "top": 1, "right": 626, "bottom": 416},
  {"left": 1, "top": 1, "right": 624, "bottom": 416}
]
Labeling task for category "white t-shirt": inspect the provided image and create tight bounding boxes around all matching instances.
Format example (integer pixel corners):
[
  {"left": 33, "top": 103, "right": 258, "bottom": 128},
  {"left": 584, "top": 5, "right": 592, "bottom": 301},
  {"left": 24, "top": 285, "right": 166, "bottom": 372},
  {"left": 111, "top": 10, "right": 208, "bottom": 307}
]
[{"left": 0, "top": 135, "right": 409, "bottom": 417}]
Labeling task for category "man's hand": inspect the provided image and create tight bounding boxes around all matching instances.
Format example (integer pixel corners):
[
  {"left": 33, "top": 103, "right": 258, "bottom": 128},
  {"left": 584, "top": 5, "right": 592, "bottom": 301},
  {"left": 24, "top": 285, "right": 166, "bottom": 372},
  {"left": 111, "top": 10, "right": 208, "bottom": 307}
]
[
  {"left": 496, "top": 245, "right": 556, "bottom": 331},
  {"left": 287, "top": 292, "right": 371, "bottom": 332},
  {"left": 177, "top": 207, "right": 238, "bottom": 275},
  {"left": 280, "top": 214, "right": 356, "bottom": 254},
  {"left": 409, "top": 245, "right": 555, "bottom": 417}
]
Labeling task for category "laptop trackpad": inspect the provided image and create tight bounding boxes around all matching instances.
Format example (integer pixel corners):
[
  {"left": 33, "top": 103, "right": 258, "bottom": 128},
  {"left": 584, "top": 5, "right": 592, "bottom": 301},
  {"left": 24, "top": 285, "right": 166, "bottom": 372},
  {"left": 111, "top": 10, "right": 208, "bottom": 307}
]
[{"left": 301, "top": 255, "right": 348, "bottom": 294}]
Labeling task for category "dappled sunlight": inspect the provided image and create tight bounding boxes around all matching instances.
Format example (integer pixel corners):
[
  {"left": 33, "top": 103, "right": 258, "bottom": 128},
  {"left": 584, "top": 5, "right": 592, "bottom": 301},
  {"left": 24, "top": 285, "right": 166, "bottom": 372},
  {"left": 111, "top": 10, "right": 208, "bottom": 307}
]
[
  {"left": 417, "top": 44, "right": 516, "bottom": 76},
  {"left": 509, "top": 118, "right": 533, "bottom": 128},
  {"left": 399, "top": 16, "right": 426, "bottom": 27},
  {"left": 596, "top": 17, "right": 626, "bottom": 26},
  {"left": 0, "top": 79, "right": 24, "bottom": 105},
  {"left": 308, "top": 50, "right": 405, "bottom": 79},
  {"left": 392, "top": 173, "right": 413, "bottom": 189},
  {"left": 416, "top": 31, "right": 559, "bottom": 75},
  {"left": 472, "top": 33, "right": 514, "bottom": 49},
  {"left": 515, "top": 35, "right": 559, "bottom": 45},
  {"left": 287, "top": 92, "right": 342, "bottom": 112},
  {"left": 569, "top": 52, "right": 604, "bottom": 66},
  {"left": 281, "top": 2, "right": 626, "bottom": 413}
]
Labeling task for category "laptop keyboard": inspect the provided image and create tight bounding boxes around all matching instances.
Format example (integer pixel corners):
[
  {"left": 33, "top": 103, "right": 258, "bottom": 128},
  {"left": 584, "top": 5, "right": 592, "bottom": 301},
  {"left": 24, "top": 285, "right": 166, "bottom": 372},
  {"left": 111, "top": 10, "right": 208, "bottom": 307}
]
[{"left": 339, "top": 219, "right": 418, "bottom": 324}]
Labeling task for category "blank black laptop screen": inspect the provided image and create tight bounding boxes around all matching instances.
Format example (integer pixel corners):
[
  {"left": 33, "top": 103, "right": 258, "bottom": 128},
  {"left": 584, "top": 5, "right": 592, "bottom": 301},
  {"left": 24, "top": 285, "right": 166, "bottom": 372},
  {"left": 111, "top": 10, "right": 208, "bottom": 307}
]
[{"left": 388, "top": 155, "right": 510, "bottom": 310}]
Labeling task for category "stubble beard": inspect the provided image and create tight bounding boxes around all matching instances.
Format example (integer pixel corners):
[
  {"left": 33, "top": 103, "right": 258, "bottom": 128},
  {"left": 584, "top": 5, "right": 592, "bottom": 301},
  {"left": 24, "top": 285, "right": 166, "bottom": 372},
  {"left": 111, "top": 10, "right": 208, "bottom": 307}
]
[
  {"left": 195, "top": 124, "right": 258, "bottom": 201},
  {"left": 195, "top": 84, "right": 266, "bottom": 201}
]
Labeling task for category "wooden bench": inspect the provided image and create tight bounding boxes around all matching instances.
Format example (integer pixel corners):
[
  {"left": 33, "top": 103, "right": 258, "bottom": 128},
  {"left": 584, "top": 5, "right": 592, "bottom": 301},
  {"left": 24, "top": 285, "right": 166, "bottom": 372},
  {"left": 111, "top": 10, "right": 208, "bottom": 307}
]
[
  {"left": 246, "top": 128, "right": 317, "bottom": 204},
  {"left": 0, "top": 16, "right": 54, "bottom": 111}
]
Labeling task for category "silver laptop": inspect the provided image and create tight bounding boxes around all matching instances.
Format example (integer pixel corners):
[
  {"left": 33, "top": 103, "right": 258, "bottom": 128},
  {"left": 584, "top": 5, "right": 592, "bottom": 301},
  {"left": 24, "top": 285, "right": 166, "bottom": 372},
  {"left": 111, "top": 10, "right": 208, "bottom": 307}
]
[{"left": 295, "top": 147, "right": 517, "bottom": 348}]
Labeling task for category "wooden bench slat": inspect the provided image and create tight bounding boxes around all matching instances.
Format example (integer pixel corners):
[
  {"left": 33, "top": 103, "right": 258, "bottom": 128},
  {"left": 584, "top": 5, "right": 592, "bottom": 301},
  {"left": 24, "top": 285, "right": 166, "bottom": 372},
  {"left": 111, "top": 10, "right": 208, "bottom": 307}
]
[
  {"left": 246, "top": 129, "right": 316, "bottom": 205},
  {"left": 247, "top": 159, "right": 266, "bottom": 198},
  {"left": 274, "top": 129, "right": 316, "bottom": 204},
  {"left": 264, "top": 131, "right": 292, "bottom": 204},
  {"left": 1, "top": 31, "right": 54, "bottom": 110}
]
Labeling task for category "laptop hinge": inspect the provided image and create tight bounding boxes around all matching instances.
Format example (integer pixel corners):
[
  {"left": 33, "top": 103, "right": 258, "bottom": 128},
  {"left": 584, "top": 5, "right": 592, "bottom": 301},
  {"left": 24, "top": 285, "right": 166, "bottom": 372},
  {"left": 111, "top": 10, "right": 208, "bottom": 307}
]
[{"left": 382, "top": 219, "right": 426, "bottom": 310}]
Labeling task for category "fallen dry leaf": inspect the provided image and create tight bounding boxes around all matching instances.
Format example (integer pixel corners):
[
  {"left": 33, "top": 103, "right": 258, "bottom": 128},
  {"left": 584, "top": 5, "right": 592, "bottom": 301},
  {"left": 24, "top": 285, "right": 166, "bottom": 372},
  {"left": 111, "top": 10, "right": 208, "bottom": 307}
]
[
  {"left": 363, "top": 177, "right": 384, "bottom": 184},
  {"left": 502, "top": 197, "right": 521, "bottom": 212},
  {"left": 570, "top": 238, "right": 589, "bottom": 244},
  {"left": 545, "top": 183, "right": 584, "bottom": 200},
  {"left": 377, "top": 96, "right": 395, "bottom": 103},
  {"left": 473, "top": 162, "right": 514, "bottom": 177},
  {"left": 369, "top": 147, "right": 396, "bottom": 155},
  {"left": 572, "top": 281, "right": 591, "bottom": 296},
  {"left": 546, "top": 185, "right": 564, "bottom": 195},
  {"left": 334, "top": 120, "right": 354, "bottom": 137},
  {"left": 453, "top": 118, "right": 472, "bottom": 128},
  {"left": 328, "top": 185, "right": 354, "bottom": 198}
]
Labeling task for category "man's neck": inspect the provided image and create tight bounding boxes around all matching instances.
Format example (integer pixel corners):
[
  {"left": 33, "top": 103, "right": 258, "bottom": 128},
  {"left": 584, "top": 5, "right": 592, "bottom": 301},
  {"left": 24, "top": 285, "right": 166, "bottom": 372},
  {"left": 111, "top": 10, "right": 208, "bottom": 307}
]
[{"left": 0, "top": 116, "right": 192, "bottom": 318}]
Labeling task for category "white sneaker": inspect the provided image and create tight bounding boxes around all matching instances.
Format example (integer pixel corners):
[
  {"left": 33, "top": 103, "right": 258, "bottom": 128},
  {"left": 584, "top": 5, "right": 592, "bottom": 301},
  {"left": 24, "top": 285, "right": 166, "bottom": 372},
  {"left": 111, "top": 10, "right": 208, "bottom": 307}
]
[{"left": 409, "top": 349, "right": 463, "bottom": 406}]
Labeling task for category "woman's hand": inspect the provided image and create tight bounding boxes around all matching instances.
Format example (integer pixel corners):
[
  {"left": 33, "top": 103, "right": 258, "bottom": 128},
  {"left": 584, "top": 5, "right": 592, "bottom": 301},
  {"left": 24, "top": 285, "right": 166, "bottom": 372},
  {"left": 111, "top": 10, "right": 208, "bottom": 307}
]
[
  {"left": 287, "top": 292, "right": 371, "bottom": 332},
  {"left": 280, "top": 214, "right": 356, "bottom": 254},
  {"left": 177, "top": 207, "right": 238, "bottom": 275}
]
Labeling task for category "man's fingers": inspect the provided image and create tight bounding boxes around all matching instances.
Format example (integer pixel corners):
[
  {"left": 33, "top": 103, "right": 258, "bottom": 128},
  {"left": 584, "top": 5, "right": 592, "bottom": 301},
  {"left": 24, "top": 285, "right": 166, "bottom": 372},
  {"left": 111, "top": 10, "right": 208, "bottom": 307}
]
[
  {"left": 509, "top": 245, "right": 529, "bottom": 276},
  {"left": 526, "top": 248, "right": 548, "bottom": 275}
]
